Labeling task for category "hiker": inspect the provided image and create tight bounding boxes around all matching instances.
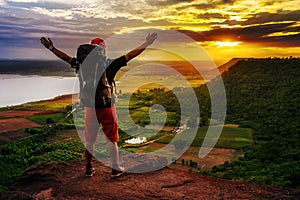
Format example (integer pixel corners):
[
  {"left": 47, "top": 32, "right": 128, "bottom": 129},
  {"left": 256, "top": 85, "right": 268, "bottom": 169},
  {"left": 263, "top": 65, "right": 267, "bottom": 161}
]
[{"left": 40, "top": 33, "right": 158, "bottom": 178}]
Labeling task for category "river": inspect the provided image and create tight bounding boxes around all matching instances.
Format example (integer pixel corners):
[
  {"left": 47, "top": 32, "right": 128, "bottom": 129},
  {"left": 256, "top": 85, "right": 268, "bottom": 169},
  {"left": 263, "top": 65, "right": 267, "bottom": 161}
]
[{"left": 0, "top": 74, "right": 78, "bottom": 107}]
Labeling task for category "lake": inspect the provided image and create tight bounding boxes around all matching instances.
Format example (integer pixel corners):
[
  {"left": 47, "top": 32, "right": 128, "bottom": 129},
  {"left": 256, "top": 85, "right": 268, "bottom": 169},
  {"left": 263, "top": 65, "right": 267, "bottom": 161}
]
[{"left": 0, "top": 74, "right": 78, "bottom": 107}]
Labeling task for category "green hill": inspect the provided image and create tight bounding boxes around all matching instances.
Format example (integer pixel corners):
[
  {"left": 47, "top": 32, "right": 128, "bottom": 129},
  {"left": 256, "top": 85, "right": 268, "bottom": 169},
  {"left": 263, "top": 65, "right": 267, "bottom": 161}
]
[
  {"left": 0, "top": 59, "right": 74, "bottom": 76},
  {"left": 129, "top": 57, "right": 300, "bottom": 188},
  {"left": 207, "top": 57, "right": 300, "bottom": 188},
  {"left": 217, "top": 58, "right": 243, "bottom": 74}
]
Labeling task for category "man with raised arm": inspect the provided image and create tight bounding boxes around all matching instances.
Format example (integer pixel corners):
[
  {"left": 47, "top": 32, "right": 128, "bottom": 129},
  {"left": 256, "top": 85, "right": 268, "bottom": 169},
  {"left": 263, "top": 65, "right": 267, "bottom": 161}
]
[{"left": 40, "top": 33, "right": 157, "bottom": 178}]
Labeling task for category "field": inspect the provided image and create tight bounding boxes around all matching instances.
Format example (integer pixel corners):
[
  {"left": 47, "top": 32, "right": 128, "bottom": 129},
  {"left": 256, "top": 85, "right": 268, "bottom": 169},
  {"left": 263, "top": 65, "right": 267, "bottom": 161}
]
[
  {"left": 0, "top": 92, "right": 253, "bottom": 190},
  {"left": 124, "top": 125, "right": 253, "bottom": 171},
  {"left": 156, "top": 126, "right": 253, "bottom": 149},
  {"left": 27, "top": 113, "right": 64, "bottom": 125},
  {"left": 0, "top": 118, "right": 40, "bottom": 133},
  {"left": 114, "top": 60, "right": 209, "bottom": 93},
  {"left": 10, "top": 94, "right": 72, "bottom": 111},
  {"left": 0, "top": 94, "right": 72, "bottom": 145}
]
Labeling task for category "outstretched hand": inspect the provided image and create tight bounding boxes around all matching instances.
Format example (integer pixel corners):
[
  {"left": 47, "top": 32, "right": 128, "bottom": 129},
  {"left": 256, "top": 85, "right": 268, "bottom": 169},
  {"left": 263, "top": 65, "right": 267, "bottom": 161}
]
[
  {"left": 40, "top": 37, "right": 54, "bottom": 49},
  {"left": 145, "top": 33, "right": 158, "bottom": 46}
]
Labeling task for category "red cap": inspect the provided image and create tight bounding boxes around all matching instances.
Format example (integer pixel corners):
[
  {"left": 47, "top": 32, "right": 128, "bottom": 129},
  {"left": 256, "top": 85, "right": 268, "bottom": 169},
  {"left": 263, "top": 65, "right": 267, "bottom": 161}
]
[{"left": 91, "top": 37, "right": 106, "bottom": 49}]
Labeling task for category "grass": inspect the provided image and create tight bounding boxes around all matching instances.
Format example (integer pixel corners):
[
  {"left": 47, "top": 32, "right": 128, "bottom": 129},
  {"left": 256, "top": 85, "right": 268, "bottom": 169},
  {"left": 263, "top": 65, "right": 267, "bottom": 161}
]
[
  {"left": 0, "top": 128, "right": 83, "bottom": 191},
  {"left": 27, "top": 113, "right": 64, "bottom": 125},
  {"left": 217, "top": 126, "right": 251, "bottom": 149},
  {"left": 156, "top": 126, "right": 253, "bottom": 150},
  {"left": 12, "top": 100, "right": 69, "bottom": 112},
  {"left": 116, "top": 74, "right": 204, "bottom": 94},
  {"left": 143, "top": 147, "right": 156, "bottom": 152},
  {"left": 39, "top": 141, "right": 84, "bottom": 162},
  {"left": 128, "top": 106, "right": 179, "bottom": 126}
]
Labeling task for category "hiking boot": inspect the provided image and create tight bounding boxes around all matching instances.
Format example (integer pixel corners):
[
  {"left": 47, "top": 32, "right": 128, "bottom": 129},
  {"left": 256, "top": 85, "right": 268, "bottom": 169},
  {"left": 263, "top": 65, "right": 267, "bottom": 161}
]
[
  {"left": 85, "top": 167, "right": 96, "bottom": 178},
  {"left": 111, "top": 167, "right": 124, "bottom": 178}
]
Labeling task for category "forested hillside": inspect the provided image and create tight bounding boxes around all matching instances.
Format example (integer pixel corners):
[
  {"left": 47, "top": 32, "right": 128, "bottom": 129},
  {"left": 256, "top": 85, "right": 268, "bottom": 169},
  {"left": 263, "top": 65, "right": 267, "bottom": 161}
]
[
  {"left": 207, "top": 58, "right": 300, "bottom": 188},
  {"left": 0, "top": 60, "right": 73, "bottom": 76},
  {"left": 130, "top": 57, "right": 300, "bottom": 188}
]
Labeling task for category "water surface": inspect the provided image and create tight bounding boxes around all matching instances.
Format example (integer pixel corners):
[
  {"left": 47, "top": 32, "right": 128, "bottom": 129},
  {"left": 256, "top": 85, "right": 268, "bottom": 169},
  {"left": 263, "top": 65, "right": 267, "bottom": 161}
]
[{"left": 0, "top": 74, "right": 78, "bottom": 107}]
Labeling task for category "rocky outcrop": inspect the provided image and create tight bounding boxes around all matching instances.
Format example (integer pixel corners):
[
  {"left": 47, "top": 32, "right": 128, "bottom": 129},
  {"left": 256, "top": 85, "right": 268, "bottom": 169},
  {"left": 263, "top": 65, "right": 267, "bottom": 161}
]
[{"left": 2, "top": 157, "right": 299, "bottom": 200}]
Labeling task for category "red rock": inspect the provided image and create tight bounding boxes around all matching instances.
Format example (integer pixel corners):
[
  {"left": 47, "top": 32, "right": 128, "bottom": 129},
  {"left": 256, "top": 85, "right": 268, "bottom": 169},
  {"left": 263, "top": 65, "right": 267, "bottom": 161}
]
[{"left": 3, "top": 160, "right": 299, "bottom": 200}]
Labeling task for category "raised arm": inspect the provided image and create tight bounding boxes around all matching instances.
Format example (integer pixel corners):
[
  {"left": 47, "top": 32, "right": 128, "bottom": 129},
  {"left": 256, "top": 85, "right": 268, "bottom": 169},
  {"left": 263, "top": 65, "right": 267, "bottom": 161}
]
[
  {"left": 40, "top": 37, "right": 73, "bottom": 64},
  {"left": 125, "top": 33, "right": 158, "bottom": 62}
]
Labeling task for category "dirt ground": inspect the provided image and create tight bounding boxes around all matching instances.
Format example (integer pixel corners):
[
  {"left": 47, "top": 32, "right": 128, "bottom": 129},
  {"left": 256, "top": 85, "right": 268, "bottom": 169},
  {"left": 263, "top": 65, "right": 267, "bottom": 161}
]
[
  {"left": 172, "top": 147, "right": 236, "bottom": 171},
  {"left": 3, "top": 160, "right": 299, "bottom": 200},
  {"left": 0, "top": 118, "right": 40, "bottom": 133},
  {"left": 182, "top": 147, "right": 235, "bottom": 168},
  {"left": 134, "top": 142, "right": 236, "bottom": 171},
  {"left": 0, "top": 110, "right": 52, "bottom": 117},
  {"left": 0, "top": 95, "right": 74, "bottom": 146},
  {"left": 46, "top": 94, "right": 73, "bottom": 104},
  {"left": 0, "top": 130, "right": 30, "bottom": 145}
]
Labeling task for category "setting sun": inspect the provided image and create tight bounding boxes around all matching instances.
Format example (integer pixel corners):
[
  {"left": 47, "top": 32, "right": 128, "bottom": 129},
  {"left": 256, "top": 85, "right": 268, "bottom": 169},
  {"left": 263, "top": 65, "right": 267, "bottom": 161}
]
[{"left": 215, "top": 41, "right": 242, "bottom": 48}]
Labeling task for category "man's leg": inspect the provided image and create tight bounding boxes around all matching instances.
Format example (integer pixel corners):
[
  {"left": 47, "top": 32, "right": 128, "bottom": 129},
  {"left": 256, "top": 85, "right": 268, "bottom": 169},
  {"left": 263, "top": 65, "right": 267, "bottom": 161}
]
[
  {"left": 85, "top": 142, "right": 94, "bottom": 166},
  {"left": 84, "top": 107, "right": 99, "bottom": 177},
  {"left": 107, "top": 140, "right": 124, "bottom": 178},
  {"left": 97, "top": 106, "right": 124, "bottom": 177},
  {"left": 106, "top": 140, "right": 121, "bottom": 169}
]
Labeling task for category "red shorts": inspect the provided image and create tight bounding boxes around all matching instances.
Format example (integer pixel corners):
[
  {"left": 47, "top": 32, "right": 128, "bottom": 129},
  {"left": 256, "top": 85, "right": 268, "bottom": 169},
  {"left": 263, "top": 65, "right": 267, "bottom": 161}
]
[{"left": 84, "top": 106, "right": 119, "bottom": 143}]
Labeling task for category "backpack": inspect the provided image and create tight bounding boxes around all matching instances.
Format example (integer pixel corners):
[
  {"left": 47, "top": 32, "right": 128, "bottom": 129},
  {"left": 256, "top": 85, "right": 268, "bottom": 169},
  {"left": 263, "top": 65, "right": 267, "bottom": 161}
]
[{"left": 74, "top": 44, "right": 114, "bottom": 108}]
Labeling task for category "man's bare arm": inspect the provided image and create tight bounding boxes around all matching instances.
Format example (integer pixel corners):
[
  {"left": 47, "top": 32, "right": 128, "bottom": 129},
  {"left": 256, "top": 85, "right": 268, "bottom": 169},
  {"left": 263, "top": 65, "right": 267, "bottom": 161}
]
[
  {"left": 40, "top": 37, "right": 73, "bottom": 64},
  {"left": 125, "top": 33, "right": 158, "bottom": 62}
]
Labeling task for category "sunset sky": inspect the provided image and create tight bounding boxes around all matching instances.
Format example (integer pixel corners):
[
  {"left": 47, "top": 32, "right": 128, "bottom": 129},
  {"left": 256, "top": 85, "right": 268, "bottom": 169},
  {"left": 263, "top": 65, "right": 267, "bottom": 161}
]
[{"left": 0, "top": 0, "right": 299, "bottom": 66}]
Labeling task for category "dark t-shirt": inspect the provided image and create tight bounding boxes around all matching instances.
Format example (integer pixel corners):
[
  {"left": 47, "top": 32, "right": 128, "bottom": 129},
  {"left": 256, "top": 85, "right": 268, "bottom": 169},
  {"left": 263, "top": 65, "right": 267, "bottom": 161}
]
[{"left": 105, "top": 56, "right": 127, "bottom": 85}]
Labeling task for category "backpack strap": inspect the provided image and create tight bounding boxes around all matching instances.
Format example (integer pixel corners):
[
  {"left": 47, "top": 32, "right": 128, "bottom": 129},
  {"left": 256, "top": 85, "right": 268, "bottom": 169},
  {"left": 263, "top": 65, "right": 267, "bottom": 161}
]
[
  {"left": 71, "top": 57, "right": 79, "bottom": 73},
  {"left": 112, "top": 80, "right": 117, "bottom": 94}
]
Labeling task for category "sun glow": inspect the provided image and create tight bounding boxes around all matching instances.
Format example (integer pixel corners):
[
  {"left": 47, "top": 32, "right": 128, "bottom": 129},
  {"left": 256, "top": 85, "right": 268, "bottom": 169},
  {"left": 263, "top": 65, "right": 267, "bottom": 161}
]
[{"left": 215, "top": 41, "right": 242, "bottom": 48}]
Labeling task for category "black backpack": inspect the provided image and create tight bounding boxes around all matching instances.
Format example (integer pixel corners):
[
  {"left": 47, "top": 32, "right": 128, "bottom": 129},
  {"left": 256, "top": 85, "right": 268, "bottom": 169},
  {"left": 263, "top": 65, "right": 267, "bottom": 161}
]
[{"left": 74, "top": 44, "right": 114, "bottom": 108}]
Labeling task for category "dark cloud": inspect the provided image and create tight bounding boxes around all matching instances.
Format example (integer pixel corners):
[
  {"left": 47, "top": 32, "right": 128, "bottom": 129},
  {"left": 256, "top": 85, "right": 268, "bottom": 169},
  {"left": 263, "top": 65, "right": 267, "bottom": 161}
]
[
  {"left": 241, "top": 10, "right": 300, "bottom": 26},
  {"left": 197, "top": 12, "right": 224, "bottom": 19},
  {"left": 176, "top": 0, "right": 236, "bottom": 11},
  {"left": 5, "top": 1, "right": 74, "bottom": 9},
  {"left": 260, "top": 0, "right": 281, "bottom": 6},
  {"left": 222, "top": 0, "right": 235, "bottom": 4},
  {"left": 176, "top": 3, "right": 217, "bottom": 11},
  {"left": 0, "top": 13, "right": 154, "bottom": 50},
  {"left": 217, "top": 12, "right": 291, "bottom": 27},
  {"left": 0, "top": 16, "right": 35, "bottom": 25},
  {"left": 145, "top": 0, "right": 194, "bottom": 7},
  {"left": 0, "top": 15, "right": 96, "bottom": 49},
  {"left": 178, "top": 22, "right": 300, "bottom": 47},
  {"left": 0, "top": 24, "right": 92, "bottom": 49},
  {"left": 211, "top": 10, "right": 300, "bottom": 47},
  {"left": 144, "top": 0, "right": 236, "bottom": 9}
]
